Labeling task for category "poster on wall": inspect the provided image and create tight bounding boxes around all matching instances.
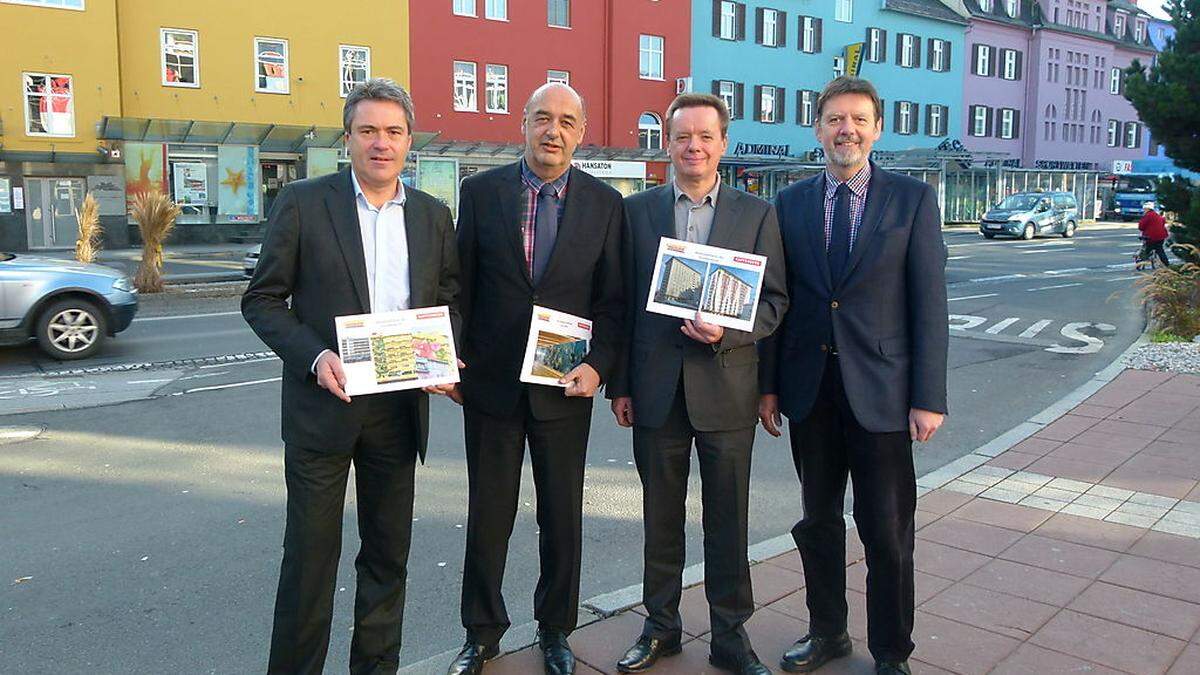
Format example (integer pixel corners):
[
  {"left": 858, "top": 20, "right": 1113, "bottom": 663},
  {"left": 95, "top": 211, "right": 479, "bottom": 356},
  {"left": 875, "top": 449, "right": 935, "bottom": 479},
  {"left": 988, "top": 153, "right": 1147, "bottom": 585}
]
[
  {"left": 217, "top": 145, "right": 260, "bottom": 217},
  {"left": 0, "top": 177, "right": 11, "bottom": 214},
  {"left": 86, "top": 175, "right": 127, "bottom": 216},
  {"left": 306, "top": 147, "right": 340, "bottom": 179},
  {"left": 123, "top": 142, "right": 168, "bottom": 217},
  {"left": 416, "top": 157, "right": 459, "bottom": 221},
  {"left": 173, "top": 162, "right": 209, "bottom": 205}
]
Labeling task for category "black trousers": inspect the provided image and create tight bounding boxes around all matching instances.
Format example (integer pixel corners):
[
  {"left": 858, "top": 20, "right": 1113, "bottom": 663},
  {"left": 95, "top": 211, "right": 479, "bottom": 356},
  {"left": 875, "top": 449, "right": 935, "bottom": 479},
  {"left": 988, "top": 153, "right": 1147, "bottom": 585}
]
[
  {"left": 633, "top": 382, "right": 756, "bottom": 660},
  {"left": 459, "top": 391, "right": 591, "bottom": 646},
  {"left": 789, "top": 357, "right": 916, "bottom": 663},
  {"left": 268, "top": 396, "right": 419, "bottom": 675},
  {"left": 1139, "top": 239, "right": 1170, "bottom": 266}
]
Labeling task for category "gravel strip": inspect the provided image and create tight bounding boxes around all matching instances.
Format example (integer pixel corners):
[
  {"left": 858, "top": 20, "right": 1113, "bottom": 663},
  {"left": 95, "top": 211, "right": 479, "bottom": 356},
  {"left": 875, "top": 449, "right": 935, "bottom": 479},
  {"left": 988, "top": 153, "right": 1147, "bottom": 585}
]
[{"left": 1123, "top": 341, "right": 1200, "bottom": 374}]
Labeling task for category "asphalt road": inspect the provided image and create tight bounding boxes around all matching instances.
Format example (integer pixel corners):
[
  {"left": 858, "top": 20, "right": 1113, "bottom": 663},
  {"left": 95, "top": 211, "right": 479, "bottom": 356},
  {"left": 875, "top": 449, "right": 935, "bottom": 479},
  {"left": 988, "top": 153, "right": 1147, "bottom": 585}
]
[{"left": 0, "top": 224, "right": 1148, "bottom": 673}]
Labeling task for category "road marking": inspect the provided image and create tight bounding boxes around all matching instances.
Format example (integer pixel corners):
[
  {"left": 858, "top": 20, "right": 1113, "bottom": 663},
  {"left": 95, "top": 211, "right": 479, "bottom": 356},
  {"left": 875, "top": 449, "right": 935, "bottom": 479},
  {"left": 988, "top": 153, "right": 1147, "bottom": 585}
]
[
  {"left": 1044, "top": 268, "right": 1088, "bottom": 275},
  {"left": 985, "top": 317, "right": 1021, "bottom": 334},
  {"left": 1107, "top": 262, "right": 1136, "bottom": 269},
  {"left": 1107, "top": 275, "right": 1142, "bottom": 282},
  {"left": 970, "top": 274, "right": 1027, "bottom": 283},
  {"left": 173, "top": 377, "right": 282, "bottom": 395},
  {"left": 949, "top": 293, "right": 999, "bottom": 302},
  {"left": 949, "top": 314, "right": 988, "bottom": 330},
  {"left": 1028, "top": 283, "right": 1083, "bottom": 292},
  {"left": 1018, "top": 249, "right": 1059, "bottom": 254},
  {"left": 126, "top": 378, "right": 172, "bottom": 385},
  {"left": 1019, "top": 319, "right": 1054, "bottom": 338},
  {"left": 132, "top": 311, "right": 243, "bottom": 323},
  {"left": 1048, "top": 322, "right": 1117, "bottom": 354},
  {"left": 947, "top": 255, "right": 972, "bottom": 260},
  {"left": 1014, "top": 241, "right": 1075, "bottom": 248}
]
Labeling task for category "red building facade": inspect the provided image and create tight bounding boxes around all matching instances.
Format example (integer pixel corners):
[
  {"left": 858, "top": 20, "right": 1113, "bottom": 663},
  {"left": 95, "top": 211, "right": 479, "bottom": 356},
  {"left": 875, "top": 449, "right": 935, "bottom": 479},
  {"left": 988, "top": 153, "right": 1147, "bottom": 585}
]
[{"left": 408, "top": 0, "right": 690, "bottom": 192}]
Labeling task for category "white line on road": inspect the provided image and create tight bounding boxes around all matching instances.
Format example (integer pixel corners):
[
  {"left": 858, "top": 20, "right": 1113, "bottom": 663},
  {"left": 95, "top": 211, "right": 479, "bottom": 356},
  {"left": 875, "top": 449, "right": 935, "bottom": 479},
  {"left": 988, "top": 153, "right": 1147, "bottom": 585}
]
[
  {"left": 949, "top": 293, "right": 999, "bottom": 302},
  {"left": 1028, "top": 283, "right": 1083, "bottom": 292},
  {"left": 1018, "top": 249, "right": 1059, "bottom": 254},
  {"left": 132, "top": 311, "right": 243, "bottom": 323},
  {"left": 1107, "top": 275, "right": 1142, "bottom": 282},
  {"left": 947, "top": 255, "right": 972, "bottom": 260},
  {"left": 126, "top": 378, "right": 172, "bottom": 385},
  {"left": 1107, "top": 263, "right": 1136, "bottom": 269},
  {"left": 1019, "top": 319, "right": 1054, "bottom": 338},
  {"left": 986, "top": 317, "right": 1021, "bottom": 334},
  {"left": 1014, "top": 241, "right": 1075, "bottom": 248},
  {"left": 172, "top": 377, "right": 281, "bottom": 395},
  {"left": 1044, "top": 268, "right": 1089, "bottom": 275},
  {"left": 970, "top": 274, "right": 1027, "bottom": 282}
]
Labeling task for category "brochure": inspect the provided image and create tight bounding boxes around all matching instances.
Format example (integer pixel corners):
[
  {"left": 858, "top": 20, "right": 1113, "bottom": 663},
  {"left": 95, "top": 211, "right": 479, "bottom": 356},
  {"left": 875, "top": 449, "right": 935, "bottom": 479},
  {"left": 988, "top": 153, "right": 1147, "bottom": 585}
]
[
  {"left": 334, "top": 306, "right": 459, "bottom": 396},
  {"left": 646, "top": 237, "right": 768, "bottom": 332},
  {"left": 519, "top": 306, "right": 593, "bottom": 387}
]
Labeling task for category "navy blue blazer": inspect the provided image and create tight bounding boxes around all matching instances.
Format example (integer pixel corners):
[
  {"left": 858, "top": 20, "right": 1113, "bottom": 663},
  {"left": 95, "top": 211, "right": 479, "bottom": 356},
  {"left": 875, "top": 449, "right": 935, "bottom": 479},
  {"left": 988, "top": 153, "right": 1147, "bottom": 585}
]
[{"left": 759, "top": 163, "right": 948, "bottom": 433}]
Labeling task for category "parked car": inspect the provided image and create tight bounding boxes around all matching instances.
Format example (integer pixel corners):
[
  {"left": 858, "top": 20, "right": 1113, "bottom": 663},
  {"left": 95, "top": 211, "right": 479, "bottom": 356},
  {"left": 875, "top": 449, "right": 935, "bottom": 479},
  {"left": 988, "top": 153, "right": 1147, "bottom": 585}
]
[
  {"left": 979, "top": 191, "right": 1079, "bottom": 240},
  {"left": 244, "top": 244, "right": 261, "bottom": 278},
  {"left": 0, "top": 253, "right": 138, "bottom": 360}
]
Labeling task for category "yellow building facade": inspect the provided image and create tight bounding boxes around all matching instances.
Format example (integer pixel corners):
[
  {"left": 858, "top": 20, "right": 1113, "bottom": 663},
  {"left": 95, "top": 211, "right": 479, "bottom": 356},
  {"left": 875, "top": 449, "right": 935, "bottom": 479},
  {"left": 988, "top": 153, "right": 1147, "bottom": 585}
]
[{"left": 0, "top": 0, "right": 410, "bottom": 250}]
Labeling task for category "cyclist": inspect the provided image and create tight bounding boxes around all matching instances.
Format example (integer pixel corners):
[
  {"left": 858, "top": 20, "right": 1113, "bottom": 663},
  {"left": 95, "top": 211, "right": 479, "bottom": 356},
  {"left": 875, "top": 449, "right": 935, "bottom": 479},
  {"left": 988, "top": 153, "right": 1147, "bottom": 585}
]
[{"left": 1137, "top": 201, "right": 1171, "bottom": 268}]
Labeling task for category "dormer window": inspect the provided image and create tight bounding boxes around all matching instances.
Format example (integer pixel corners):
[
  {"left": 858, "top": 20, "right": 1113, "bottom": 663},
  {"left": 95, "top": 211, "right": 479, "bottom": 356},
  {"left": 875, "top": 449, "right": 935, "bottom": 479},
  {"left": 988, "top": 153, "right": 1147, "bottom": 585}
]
[
  {"left": 1005, "top": 0, "right": 1018, "bottom": 18},
  {"left": 1114, "top": 12, "right": 1127, "bottom": 39},
  {"left": 979, "top": 0, "right": 993, "bottom": 12},
  {"left": 1134, "top": 20, "right": 1146, "bottom": 43}
]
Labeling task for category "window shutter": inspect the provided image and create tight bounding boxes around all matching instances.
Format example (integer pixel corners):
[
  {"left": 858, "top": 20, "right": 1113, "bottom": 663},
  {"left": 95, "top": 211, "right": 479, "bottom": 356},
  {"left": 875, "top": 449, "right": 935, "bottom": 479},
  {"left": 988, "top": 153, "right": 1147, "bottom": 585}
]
[
  {"left": 914, "top": 37, "right": 922, "bottom": 69},
  {"left": 927, "top": 40, "right": 935, "bottom": 70},
  {"left": 753, "top": 85, "right": 763, "bottom": 122},
  {"left": 896, "top": 33, "right": 904, "bottom": 65},
  {"left": 712, "top": 79, "right": 721, "bottom": 95},
  {"left": 755, "top": 7, "right": 764, "bottom": 45},
  {"left": 968, "top": 105, "right": 978, "bottom": 135},
  {"left": 865, "top": 27, "right": 874, "bottom": 61},
  {"left": 911, "top": 103, "right": 920, "bottom": 134},
  {"left": 926, "top": 105, "right": 934, "bottom": 135},
  {"left": 778, "top": 11, "right": 787, "bottom": 47},
  {"left": 987, "top": 107, "right": 996, "bottom": 137},
  {"left": 943, "top": 42, "right": 952, "bottom": 72},
  {"left": 880, "top": 29, "right": 888, "bottom": 62},
  {"left": 712, "top": 0, "right": 722, "bottom": 37},
  {"left": 735, "top": 3, "right": 746, "bottom": 41},
  {"left": 1013, "top": 110, "right": 1021, "bottom": 139},
  {"left": 1015, "top": 51, "right": 1023, "bottom": 80},
  {"left": 814, "top": 18, "right": 823, "bottom": 53},
  {"left": 988, "top": 46, "right": 998, "bottom": 77},
  {"left": 796, "top": 89, "right": 804, "bottom": 125},
  {"left": 774, "top": 87, "right": 785, "bottom": 124},
  {"left": 973, "top": 44, "right": 981, "bottom": 74},
  {"left": 1134, "top": 123, "right": 1142, "bottom": 148},
  {"left": 894, "top": 101, "right": 902, "bottom": 133},
  {"left": 735, "top": 82, "right": 744, "bottom": 119}
]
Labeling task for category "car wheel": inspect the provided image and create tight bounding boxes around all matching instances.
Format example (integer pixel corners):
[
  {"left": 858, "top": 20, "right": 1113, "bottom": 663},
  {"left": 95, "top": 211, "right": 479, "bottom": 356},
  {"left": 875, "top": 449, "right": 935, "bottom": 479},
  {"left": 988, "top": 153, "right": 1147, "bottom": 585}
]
[
  {"left": 1022, "top": 223, "right": 1035, "bottom": 240},
  {"left": 35, "top": 298, "right": 107, "bottom": 360},
  {"left": 983, "top": 232, "right": 996, "bottom": 239},
  {"left": 1063, "top": 221, "right": 1076, "bottom": 238}
]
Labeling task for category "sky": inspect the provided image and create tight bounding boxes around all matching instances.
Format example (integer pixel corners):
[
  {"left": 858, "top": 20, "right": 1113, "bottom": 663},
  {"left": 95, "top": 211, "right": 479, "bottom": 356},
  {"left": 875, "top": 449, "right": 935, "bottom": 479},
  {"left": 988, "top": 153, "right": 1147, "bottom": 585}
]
[{"left": 1140, "top": 0, "right": 1171, "bottom": 20}]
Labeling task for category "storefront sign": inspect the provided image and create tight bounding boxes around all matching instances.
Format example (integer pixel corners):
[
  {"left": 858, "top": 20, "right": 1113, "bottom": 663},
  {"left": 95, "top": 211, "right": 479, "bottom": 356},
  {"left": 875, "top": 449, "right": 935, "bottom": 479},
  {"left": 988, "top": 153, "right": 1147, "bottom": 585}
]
[
  {"left": 1034, "top": 160, "right": 1098, "bottom": 171},
  {"left": 417, "top": 157, "right": 459, "bottom": 221},
  {"left": 12, "top": 187, "right": 24, "bottom": 210},
  {"left": 1112, "top": 160, "right": 1134, "bottom": 174},
  {"left": 0, "top": 177, "right": 11, "bottom": 213},
  {"left": 173, "top": 162, "right": 209, "bottom": 205},
  {"left": 732, "top": 143, "right": 791, "bottom": 158},
  {"left": 571, "top": 160, "right": 646, "bottom": 179},
  {"left": 218, "top": 145, "right": 260, "bottom": 217},
  {"left": 306, "top": 147, "right": 341, "bottom": 178},
  {"left": 123, "top": 142, "right": 168, "bottom": 217},
  {"left": 86, "top": 175, "right": 127, "bottom": 216}
]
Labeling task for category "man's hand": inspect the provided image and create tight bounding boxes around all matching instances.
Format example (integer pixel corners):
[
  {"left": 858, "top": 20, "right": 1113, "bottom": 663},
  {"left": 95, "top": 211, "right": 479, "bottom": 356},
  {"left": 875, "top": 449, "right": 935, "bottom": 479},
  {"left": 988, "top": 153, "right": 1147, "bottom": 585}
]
[
  {"left": 681, "top": 311, "right": 724, "bottom": 344},
  {"left": 909, "top": 408, "right": 944, "bottom": 443},
  {"left": 315, "top": 351, "right": 352, "bottom": 403},
  {"left": 611, "top": 396, "right": 635, "bottom": 427},
  {"left": 560, "top": 362, "right": 601, "bottom": 397},
  {"left": 423, "top": 359, "right": 467, "bottom": 405},
  {"left": 758, "top": 394, "right": 783, "bottom": 437}
]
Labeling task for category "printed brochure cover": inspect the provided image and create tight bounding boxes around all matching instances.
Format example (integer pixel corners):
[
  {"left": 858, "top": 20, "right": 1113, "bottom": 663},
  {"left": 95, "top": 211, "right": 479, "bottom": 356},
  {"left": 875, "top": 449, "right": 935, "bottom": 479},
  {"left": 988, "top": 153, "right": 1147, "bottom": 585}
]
[
  {"left": 520, "top": 306, "right": 592, "bottom": 387},
  {"left": 646, "top": 237, "right": 767, "bottom": 332},
  {"left": 335, "top": 306, "right": 459, "bottom": 396}
]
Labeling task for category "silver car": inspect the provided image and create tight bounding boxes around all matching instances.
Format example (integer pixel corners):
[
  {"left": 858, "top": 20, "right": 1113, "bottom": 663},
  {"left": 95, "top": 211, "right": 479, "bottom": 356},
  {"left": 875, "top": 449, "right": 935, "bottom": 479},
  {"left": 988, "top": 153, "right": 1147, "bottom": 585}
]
[
  {"left": 0, "top": 253, "right": 138, "bottom": 360},
  {"left": 979, "top": 191, "right": 1080, "bottom": 240}
]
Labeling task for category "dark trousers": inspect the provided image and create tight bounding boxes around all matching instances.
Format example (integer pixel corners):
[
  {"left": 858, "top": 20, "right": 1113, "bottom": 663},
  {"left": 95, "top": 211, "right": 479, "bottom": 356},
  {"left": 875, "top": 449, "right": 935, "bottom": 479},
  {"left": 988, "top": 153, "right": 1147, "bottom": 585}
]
[
  {"left": 459, "top": 392, "right": 591, "bottom": 646},
  {"left": 1139, "top": 239, "right": 1170, "bottom": 266},
  {"left": 268, "top": 396, "right": 419, "bottom": 675},
  {"left": 789, "top": 357, "right": 916, "bottom": 663},
  {"left": 633, "top": 382, "right": 756, "bottom": 660}
]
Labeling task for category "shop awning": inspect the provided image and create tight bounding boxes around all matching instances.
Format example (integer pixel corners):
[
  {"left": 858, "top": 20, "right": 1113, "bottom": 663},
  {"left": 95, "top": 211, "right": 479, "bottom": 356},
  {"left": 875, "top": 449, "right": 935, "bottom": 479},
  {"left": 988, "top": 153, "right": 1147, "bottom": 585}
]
[
  {"left": 419, "top": 139, "right": 668, "bottom": 163},
  {"left": 99, "top": 117, "right": 439, "bottom": 153}
]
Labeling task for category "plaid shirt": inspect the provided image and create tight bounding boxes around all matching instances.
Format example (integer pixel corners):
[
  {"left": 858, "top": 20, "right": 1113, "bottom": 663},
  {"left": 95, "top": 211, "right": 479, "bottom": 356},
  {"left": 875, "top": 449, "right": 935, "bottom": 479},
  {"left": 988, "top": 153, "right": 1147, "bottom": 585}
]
[
  {"left": 823, "top": 163, "right": 871, "bottom": 252},
  {"left": 519, "top": 159, "right": 570, "bottom": 276}
]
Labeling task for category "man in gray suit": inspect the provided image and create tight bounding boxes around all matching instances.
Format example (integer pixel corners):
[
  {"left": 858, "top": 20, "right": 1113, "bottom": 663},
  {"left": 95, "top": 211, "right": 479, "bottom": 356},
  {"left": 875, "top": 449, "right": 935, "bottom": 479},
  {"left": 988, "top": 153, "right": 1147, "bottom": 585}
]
[{"left": 608, "top": 93, "right": 788, "bottom": 675}]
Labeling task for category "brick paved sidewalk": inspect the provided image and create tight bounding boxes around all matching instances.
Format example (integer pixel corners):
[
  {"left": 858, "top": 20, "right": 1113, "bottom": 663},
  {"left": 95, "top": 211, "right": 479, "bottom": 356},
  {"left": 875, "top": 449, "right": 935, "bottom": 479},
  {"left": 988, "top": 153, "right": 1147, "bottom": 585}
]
[{"left": 482, "top": 369, "right": 1200, "bottom": 674}]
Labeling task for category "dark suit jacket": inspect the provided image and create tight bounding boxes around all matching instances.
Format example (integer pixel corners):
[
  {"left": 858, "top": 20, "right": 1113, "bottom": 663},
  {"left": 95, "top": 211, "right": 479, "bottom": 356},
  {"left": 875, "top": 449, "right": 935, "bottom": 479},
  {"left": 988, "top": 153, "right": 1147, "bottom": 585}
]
[
  {"left": 760, "top": 163, "right": 948, "bottom": 434},
  {"left": 608, "top": 183, "right": 789, "bottom": 432},
  {"left": 456, "top": 162, "right": 624, "bottom": 420},
  {"left": 242, "top": 169, "right": 461, "bottom": 460}
]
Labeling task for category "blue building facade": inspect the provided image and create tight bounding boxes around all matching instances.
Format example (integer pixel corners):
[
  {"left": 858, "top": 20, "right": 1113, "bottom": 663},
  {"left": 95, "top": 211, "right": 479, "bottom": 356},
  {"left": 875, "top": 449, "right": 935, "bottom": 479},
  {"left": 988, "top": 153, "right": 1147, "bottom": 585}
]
[{"left": 689, "top": 0, "right": 969, "bottom": 194}]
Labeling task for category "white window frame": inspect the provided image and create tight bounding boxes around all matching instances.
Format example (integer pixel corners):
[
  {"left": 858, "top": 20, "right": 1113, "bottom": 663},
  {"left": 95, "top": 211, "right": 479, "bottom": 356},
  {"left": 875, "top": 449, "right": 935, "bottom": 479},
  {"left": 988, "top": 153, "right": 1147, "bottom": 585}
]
[
  {"left": 254, "top": 36, "right": 290, "bottom": 95},
  {"left": 1005, "top": 0, "right": 1018, "bottom": 17},
  {"left": 161, "top": 28, "right": 200, "bottom": 88},
  {"left": 2, "top": 0, "right": 84, "bottom": 9},
  {"left": 639, "top": 34, "right": 664, "bottom": 80},
  {"left": 453, "top": 60, "right": 477, "bottom": 112},
  {"left": 719, "top": 1, "right": 737, "bottom": 40},
  {"left": 975, "top": 44, "right": 990, "bottom": 77},
  {"left": 485, "top": 0, "right": 506, "bottom": 20},
  {"left": 548, "top": 0, "right": 570, "bottom": 28},
  {"left": 762, "top": 8, "right": 778, "bottom": 47},
  {"left": 761, "top": 85, "right": 776, "bottom": 123},
  {"left": 453, "top": 0, "right": 476, "bottom": 17},
  {"left": 1134, "top": 20, "right": 1145, "bottom": 42},
  {"left": 901, "top": 34, "right": 915, "bottom": 68},
  {"left": 638, "top": 112, "right": 662, "bottom": 149},
  {"left": 22, "top": 71, "right": 75, "bottom": 137},
  {"left": 1114, "top": 12, "right": 1126, "bottom": 39},
  {"left": 1000, "top": 109, "right": 1015, "bottom": 139},
  {"left": 1003, "top": 49, "right": 1018, "bottom": 80},
  {"left": 547, "top": 69, "right": 570, "bottom": 85},
  {"left": 1125, "top": 121, "right": 1138, "bottom": 148},
  {"left": 1107, "top": 119, "right": 1119, "bottom": 146},
  {"left": 832, "top": 56, "right": 846, "bottom": 79},
  {"left": 802, "top": 16, "right": 816, "bottom": 53},
  {"left": 1109, "top": 67, "right": 1121, "bottom": 94},
  {"left": 972, "top": 106, "right": 988, "bottom": 137},
  {"left": 799, "top": 90, "right": 815, "bottom": 126},
  {"left": 868, "top": 28, "right": 883, "bottom": 62},
  {"left": 719, "top": 80, "right": 736, "bottom": 117},
  {"left": 931, "top": 39, "right": 945, "bottom": 72},
  {"left": 834, "top": 0, "right": 852, "bottom": 23},
  {"left": 899, "top": 101, "right": 914, "bottom": 134},
  {"left": 339, "top": 45, "right": 371, "bottom": 98},
  {"left": 485, "top": 64, "right": 508, "bottom": 113},
  {"left": 979, "top": 0, "right": 993, "bottom": 11},
  {"left": 929, "top": 104, "right": 944, "bottom": 136}
]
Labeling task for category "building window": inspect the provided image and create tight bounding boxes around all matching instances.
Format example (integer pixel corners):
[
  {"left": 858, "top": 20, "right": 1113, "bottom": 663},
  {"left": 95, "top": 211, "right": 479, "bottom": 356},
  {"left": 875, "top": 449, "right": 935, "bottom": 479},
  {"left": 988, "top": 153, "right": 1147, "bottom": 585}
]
[
  {"left": 453, "top": 61, "right": 477, "bottom": 111},
  {"left": 974, "top": 44, "right": 991, "bottom": 77},
  {"left": 797, "top": 89, "right": 815, "bottom": 126},
  {"left": 547, "top": 69, "right": 570, "bottom": 85},
  {"left": 761, "top": 8, "right": 779, "bottom": 47},
  {"left": 453, "top": 0, "right": 476, "bottom": 16},
  {"left": 760, "top": 85, "right": 777, "bottom": 123},
  {"left": 800, "top": 16, "right": 821, "bottom": 53},
  {"left": 927, "top": 104, "right": 945, "bottom": 136},
  {"left": 485, "top": 64, "right": 508, "bottom": 113},
  {"left": 832, "top": 56, "right": 846, "bottom": 79},
  {"left": 867, "top": 27, "right": 886, "bottom": 63},
  {"left": 897, "top": 101, "right": 915, "bottom": 134},
  {"left": 971, "top": 105, "right": 989, "bottom": 137},
  {"left": 1109, "top": 67, "right": 1122, "bottom": 94},
  {"left": 718, "top": 1, "right": 739, "bottom": 40},
  {"left": 718, "top": 80, "right": 737, "bottom": 118},
  {"left": 1125, "top": 121, "right": 1139, "bottom": 148},
  {"left": 930, "top": 39, "right": 947, "bottom": 72},
  {"left": 548, "top": 0, "right": 570, "bottom": 27},
  {"left": 1004, "top": 0, "right": 1018, "bottom": 17},
  {"left": 339, "top": 45, "right": 371, "bottom": 97},
  {"left": 1114, "top": 12, "right": 1126, "bottom": 39},
  {"left": 899, "top": 34, "right": 916, "bottom": 68},
  {"left": 834, "top": 0, "right": 852, "bottom": 23},
  {"left": 254, "top": 37, "right": 289, "bottom": 94},
  {"left": 1106, "top": 119, "right": 1119, "bottom": 146},
  {"left": 639, "top": 35, "right": 664, "bottom": 79},
  {"left": 1000, "top": 108, "right": 1016, "bottom": 138},
  {"left": 638, "top": 112, "right": 662, "bottom": 149},
  {"left": 161, "top": 28, "right": 199, "bottom": 88},
  {"left": 1135, "top": 20, "right": 1145, "bottom": 43},
  {"left": 979, "top": 0, "right": 993, "bottom": 11},
  {"left": 1, "top": 0, "right": 84, "bottom": 8},
  {"left": 485, "top": 0, "right": 506, "bottom": 20},
  {"left": 22, "top": 72, "right": 74, "bottom": 137},
  {"left": 1002, "top": 49, "right": 1019, "bottom": 80}
]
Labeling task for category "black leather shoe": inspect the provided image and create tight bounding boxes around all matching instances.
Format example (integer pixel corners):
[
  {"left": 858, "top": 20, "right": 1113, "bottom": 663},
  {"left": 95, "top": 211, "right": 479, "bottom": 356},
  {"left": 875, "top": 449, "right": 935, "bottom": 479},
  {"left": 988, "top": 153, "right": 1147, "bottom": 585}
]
[
  {"left": 616, "top": 634, "right": 683, "bottom": 672},
  {"left": 446, "top": 641, "right": 499, "bottom": 675},
  {"left": 875, "top": 661, "right": 912, "bottom": 675},
  {"left": 779, "top": 632, "right": 853, "bottom": 673},
  {"left": 709, "top": 649, "right": 770, "bottom": 675},
  {"left": 538, "top": 629, "right": 576, "bottom": 675}
]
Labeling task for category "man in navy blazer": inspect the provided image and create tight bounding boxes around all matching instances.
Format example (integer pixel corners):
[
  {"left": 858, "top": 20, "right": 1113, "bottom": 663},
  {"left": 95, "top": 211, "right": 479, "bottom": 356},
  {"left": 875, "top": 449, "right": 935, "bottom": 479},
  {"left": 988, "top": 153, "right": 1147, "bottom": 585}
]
[{"left": 758, "top": 77, "right": 948, "bottom": 675}]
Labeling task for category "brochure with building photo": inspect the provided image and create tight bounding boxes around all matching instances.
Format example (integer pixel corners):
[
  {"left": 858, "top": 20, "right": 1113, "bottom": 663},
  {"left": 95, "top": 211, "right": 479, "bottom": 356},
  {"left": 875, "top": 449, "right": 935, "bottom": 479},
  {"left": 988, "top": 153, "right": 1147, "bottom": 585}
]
[
  {"left": 520, "top": 306, "right": 593, "bottom": 388},
  {"left": 646, "top": 237, "right": 767, "bottom": 333},
  {"left": 335, "top": 306, "right": 459, "bottom": 396}
]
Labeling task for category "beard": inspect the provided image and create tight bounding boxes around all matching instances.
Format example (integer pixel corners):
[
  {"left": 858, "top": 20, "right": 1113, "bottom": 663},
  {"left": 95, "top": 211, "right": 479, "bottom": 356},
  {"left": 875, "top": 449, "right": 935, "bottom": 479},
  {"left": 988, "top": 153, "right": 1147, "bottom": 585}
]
[{"left": 828, "top": 138, "right": 865, "bottom": 167}]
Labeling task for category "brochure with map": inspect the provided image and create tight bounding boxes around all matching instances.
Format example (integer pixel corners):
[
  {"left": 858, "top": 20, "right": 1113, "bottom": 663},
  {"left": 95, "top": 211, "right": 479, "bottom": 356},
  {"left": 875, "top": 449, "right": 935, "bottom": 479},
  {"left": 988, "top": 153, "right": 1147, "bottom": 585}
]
[
  {"left": 646, "top": 237, "right": 768, "bottom": 333},
  {"left": 335, "top": 306, "right": 459, "bottom": 396},
  {"left": 520, "top": 306, "right": 592, "bottom": 387}
]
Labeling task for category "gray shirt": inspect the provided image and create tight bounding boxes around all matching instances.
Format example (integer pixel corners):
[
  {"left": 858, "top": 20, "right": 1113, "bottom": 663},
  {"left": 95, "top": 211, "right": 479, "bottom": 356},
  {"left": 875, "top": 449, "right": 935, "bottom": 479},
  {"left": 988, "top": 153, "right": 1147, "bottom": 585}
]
[{"left": 672, "top": 180, "right": 720, "bottom": 244}]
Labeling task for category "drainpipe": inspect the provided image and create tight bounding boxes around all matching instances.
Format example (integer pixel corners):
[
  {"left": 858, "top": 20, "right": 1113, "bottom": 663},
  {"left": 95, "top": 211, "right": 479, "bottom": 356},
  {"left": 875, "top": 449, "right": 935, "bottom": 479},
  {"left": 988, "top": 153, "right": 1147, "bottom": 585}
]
[{"left": 602, "top": 0, "right": 613, "bottom": 147}]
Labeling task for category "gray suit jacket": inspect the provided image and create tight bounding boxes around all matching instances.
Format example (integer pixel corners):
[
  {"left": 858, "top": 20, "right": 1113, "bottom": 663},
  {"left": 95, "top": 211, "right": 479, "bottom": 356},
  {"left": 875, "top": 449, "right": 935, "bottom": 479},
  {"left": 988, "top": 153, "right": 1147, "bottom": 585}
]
[{"left": 608, "top": 183, "right": 788, "bottom": 431}]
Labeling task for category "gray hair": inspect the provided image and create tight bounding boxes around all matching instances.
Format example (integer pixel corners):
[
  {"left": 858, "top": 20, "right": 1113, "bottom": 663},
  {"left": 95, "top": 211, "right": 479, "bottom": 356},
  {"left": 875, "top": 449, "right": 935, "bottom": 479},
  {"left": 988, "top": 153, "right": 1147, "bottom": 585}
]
[{"left": 343, "top": 78, "right": 416, "bottom": 133}]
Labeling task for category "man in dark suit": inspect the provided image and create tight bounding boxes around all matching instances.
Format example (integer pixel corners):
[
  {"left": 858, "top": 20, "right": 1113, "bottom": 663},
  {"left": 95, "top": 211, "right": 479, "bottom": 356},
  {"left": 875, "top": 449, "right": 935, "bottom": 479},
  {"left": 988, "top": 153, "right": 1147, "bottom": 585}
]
[
  {"left": 607, "top": 93, "right": 788, "bottom": 675},
  {"left": 758, "top": 77, "right": 948, "bottom": 675},
  {"left": 447, "top": 83, "right": 624, "bottom": 675},
  {"left": 243, "top": 78, "right": 460, "bottom": 675}
]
